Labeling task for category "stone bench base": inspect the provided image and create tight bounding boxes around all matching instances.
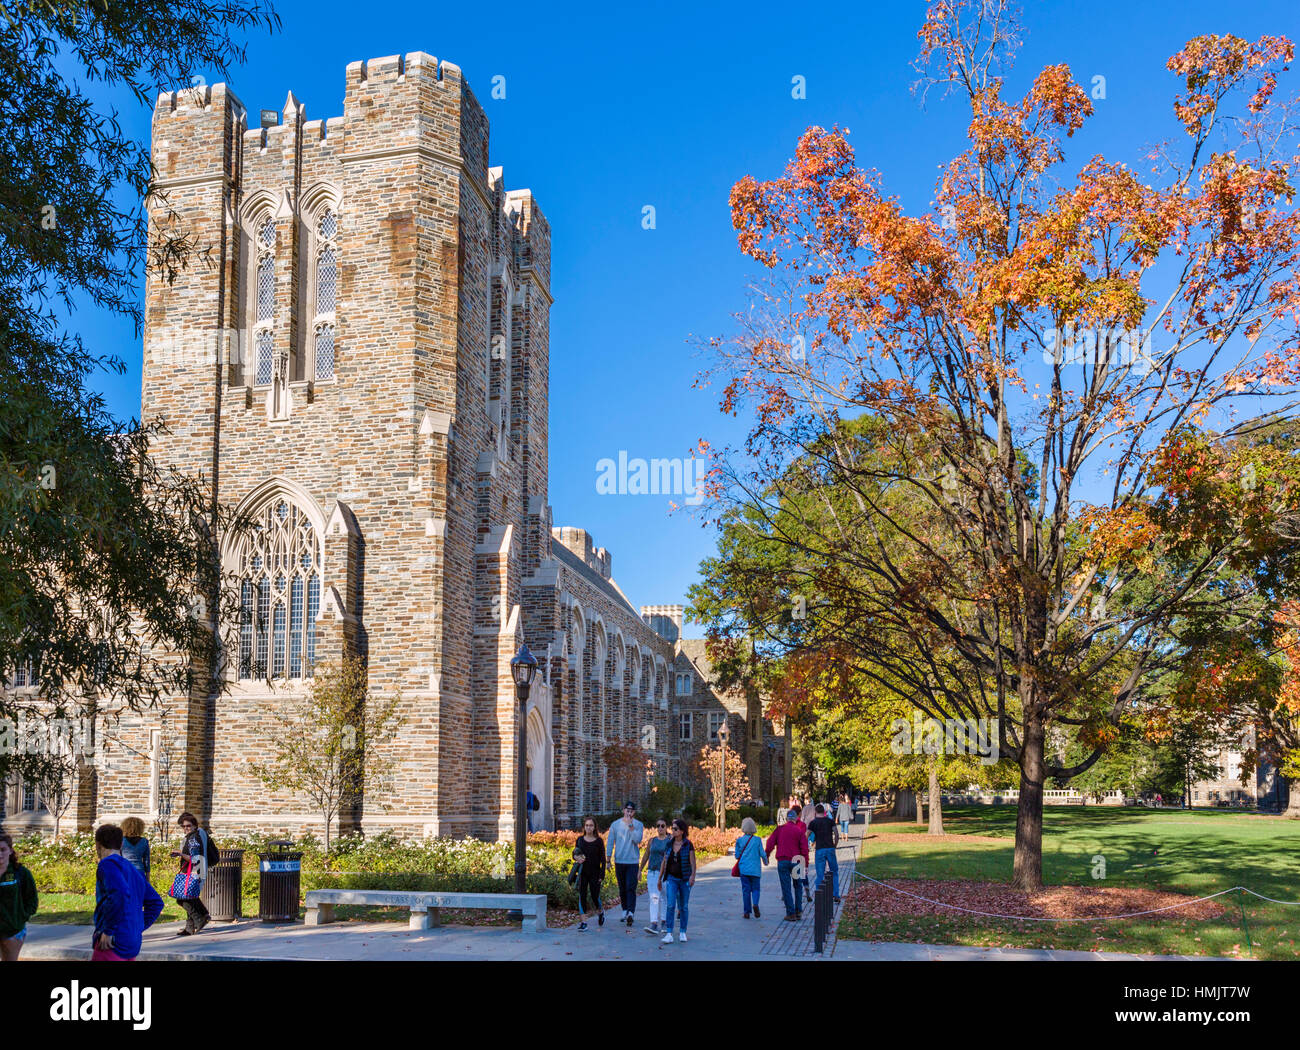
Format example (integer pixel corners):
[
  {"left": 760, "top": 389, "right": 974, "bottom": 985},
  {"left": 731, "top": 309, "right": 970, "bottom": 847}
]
[{"left": 303, "top": 890, "right": 547, "bottom": 933}]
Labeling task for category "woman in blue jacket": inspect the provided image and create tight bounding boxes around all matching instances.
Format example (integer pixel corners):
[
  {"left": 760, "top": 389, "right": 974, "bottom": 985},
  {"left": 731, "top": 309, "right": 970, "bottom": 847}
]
[{"left": 733, "top": 817, "right": 769, "bottom": 919}]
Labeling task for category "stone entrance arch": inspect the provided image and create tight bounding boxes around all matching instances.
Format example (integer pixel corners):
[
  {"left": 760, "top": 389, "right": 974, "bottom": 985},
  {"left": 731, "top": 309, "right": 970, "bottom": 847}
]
[{"left": 525, "top": 699, "right": 554, "bottom": 831}]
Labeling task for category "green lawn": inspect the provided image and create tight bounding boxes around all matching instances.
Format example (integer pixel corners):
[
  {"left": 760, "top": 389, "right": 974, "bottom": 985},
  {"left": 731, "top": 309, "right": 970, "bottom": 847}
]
[{"left": 843, "top": 806, "right": 1300, "bottom": 959}]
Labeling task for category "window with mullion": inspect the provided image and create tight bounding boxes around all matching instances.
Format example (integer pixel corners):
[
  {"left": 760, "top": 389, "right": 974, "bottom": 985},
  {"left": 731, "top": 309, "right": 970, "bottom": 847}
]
[
  {"left": 238, "top": 498, "right": 324, "bottom": 682},
  {"left": 313, "top": 208, "right": 337, "bottom": 380}
]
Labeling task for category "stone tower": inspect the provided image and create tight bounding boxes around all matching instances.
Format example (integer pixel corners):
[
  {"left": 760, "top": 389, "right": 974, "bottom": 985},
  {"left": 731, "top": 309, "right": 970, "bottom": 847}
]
[{"left": 112, "top": 52, "right": 553, "bottom": 839}]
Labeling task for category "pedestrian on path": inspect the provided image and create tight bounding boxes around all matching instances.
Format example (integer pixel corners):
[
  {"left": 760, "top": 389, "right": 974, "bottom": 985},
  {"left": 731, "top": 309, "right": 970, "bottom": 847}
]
[
  {"left": 573, "top": 816, "right": 607, "bottom": 932},
  {"left": 800, "top": 803, "right": 816, "bottom": 906},
  {"left": 0, "top": 833, "right": 38, "bottom": 961},
  {"left": 733, "top": 817, "right": 768, "bottom": 919},
  {"left": 93, "top": 824, "right": 164, "bottom": 961},
  {"left": 808, "top": 804, "right": 841, "bottom": 903},
  {"left": 837, "top": 793, "right": 853, "bottom": 837},
  {"left": 658, "top": 818, "right": 696, "bottom": 944},
  {"left": 168, "top": 812, "right": 213, "bottom": 936},
  {"left": 765, "top": 807, "right": 810, "bottom": 921},
  {"left": 120, "top": 816, "right": 150, "bottom": 879},
  {"left": 639, "top": 817, "right": 670, "bottom": 934},
  {"left": 607, "top": 801, "right": 644, "bottom": 927}
]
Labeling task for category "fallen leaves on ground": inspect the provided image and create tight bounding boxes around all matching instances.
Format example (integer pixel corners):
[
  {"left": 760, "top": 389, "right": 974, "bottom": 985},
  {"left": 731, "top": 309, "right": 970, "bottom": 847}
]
[{"left": 844, "top": 878, "right": 1225, "bottom": 922}]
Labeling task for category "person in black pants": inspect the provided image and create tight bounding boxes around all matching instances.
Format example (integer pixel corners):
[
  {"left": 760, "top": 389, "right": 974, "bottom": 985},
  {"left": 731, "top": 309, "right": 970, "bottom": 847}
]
[
  {"left": 607, "top": 801, "right": 645, "bottom": 926},
  {"left": 573, "top": 815, "right": 606, "bottom": 932}
]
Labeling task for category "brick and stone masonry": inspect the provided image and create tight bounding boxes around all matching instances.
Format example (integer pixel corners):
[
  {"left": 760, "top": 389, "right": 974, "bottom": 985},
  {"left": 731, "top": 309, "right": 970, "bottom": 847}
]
[{"left": 2, "top": 53, "right": 781, "bottom": 842}]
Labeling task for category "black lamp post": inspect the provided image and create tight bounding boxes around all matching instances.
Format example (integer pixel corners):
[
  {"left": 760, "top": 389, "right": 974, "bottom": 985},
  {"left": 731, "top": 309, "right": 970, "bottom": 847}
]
[
  {"left": 510, "top": 643, "right": 538, "bottom": 895},
  {"left": 716, "top": 721, "right": 729, "bottom": 830}
]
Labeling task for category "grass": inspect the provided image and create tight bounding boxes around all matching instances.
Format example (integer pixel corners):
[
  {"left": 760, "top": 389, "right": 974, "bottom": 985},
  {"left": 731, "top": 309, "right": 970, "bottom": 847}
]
[{"left": 842, "top": 805, "right": 1300, "bottom": 959}]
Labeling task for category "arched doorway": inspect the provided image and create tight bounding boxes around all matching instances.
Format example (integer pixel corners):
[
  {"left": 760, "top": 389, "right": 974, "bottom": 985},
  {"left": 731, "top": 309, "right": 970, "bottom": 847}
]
[{"left": 525, "top": 703, "right": 553, "bottom": 831}]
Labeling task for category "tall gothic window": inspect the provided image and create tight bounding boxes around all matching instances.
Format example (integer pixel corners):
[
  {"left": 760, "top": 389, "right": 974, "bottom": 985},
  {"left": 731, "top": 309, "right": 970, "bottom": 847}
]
[
  {"left": 313, "top": 208, "right": 337, "bottom": 381},
  {"left": 237, "top": 497, "right": 322, "bottom": 680},
  {"left": 253, "top": 215, "right": 276, "bottom": 385}
]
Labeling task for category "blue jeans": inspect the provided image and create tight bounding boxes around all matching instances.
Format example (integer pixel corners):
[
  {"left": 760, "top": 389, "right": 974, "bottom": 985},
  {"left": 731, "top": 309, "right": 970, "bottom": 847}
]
[
  {"left": 776, "top": 860, "right": 800, "bottom": 916},
  {"left": 815, "top": 848, "right": 840, "bottom": 897},
  {"left": 839, "top": 819, "right": 849, "bottom": 836},
  {"left": 739, "top": 874, "right": 761, "bottom": 915},
  {"left": 663, "top": 876, "right": 690, "bottom": 932}
]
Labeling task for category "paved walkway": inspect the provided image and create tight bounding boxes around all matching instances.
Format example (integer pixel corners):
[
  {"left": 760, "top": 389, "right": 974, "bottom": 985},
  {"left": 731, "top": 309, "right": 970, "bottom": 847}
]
[{"left": 20, "top": 809, "right": 1225, "bottom": 962}]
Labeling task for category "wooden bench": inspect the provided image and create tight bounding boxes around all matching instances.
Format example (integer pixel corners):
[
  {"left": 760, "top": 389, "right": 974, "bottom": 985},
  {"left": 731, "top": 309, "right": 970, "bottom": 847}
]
[{"left": 303, "top": 889, "right": 547, "bottom": 933}]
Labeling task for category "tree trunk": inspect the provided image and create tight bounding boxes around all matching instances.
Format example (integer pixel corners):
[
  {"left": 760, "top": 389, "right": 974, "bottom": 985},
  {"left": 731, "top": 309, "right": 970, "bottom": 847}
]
[
  {"left": 1286, "top": 779, "right": 1300, "bottom": 818},
  {"left": 928, "top": 761, "right": 944, "bottom": 835},
  {"left": 892, "top": 788, "right": 916, "bottom": 820},
  {"left": 1012, "top": 715, "right": 1045, "bottom": 892},
  {"left": 916, "top": 791, "right": 925, "bottom": 824}
]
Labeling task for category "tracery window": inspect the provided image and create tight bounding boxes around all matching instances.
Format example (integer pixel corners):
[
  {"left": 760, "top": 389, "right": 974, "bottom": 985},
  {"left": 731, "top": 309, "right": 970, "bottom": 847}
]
[
  {"left": 237, "top": 497, "right": 322, "bottom": 680},
  {"left": 253, "top": 215, "right": 276, "bottom": 386},
  {"left": 313, "top": 208, "right": 337, "bottom": 381}
]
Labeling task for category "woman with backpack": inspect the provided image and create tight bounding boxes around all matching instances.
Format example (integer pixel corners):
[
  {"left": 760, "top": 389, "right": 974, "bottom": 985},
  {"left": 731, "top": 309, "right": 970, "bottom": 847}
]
[
  {"left": 0, "top": 833, "right": 38, "bottom": 961},
  {"left": 572, "top": 815, "right": 607, "bottom": 932},
  {"left": 168, "top": 812, "right": 214, "bottom": 936},
  {"left": 120, "top": 816, "right": 151, "bottom": 879},
  {"left": 733, "top": 816, "right": 769, "bottom": 919}
]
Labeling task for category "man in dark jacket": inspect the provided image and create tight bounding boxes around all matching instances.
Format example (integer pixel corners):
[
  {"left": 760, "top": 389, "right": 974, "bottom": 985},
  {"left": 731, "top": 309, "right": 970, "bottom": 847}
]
[{"left": 93, "top": 824, "right": 164, "bottom": 960}]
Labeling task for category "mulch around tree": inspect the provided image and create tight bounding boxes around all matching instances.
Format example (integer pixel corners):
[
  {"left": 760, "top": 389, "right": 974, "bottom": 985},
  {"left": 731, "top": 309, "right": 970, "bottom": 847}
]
[{"left": 844, "top": 877, "right": 1226, "bottom": 922}]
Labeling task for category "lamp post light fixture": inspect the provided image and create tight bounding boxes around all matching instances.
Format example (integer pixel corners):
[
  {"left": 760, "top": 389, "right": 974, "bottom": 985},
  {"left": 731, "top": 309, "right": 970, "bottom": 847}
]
[
  {"left": 510, "top": 643, "right": 538, "bottom": 896},
  {"left": 716, "top": 721, "right": 729, "bottom": 830}
]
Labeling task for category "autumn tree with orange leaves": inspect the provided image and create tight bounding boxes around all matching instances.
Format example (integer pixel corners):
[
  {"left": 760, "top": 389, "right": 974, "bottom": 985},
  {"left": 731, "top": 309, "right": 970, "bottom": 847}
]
[{"left": 700, "top": 1, "right": 1300, "bottom": 889}]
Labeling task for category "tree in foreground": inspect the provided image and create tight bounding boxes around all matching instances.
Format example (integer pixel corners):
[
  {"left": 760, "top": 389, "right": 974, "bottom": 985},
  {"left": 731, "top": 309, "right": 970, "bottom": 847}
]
[
  {"left": 0, "top": 2, "right": 279, "bottom": 813},
  {"left": 705, "top": 0, "right": 1300, "bottom": 888},
  {"left": 249, "top": 657, "right": 404, "bottom": 851}
]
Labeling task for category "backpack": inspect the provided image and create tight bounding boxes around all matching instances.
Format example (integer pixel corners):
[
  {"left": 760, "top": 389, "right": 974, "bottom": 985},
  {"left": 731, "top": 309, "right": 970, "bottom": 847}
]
[{"left": 199, "top": 829, "right": 220, "bottom": 872}]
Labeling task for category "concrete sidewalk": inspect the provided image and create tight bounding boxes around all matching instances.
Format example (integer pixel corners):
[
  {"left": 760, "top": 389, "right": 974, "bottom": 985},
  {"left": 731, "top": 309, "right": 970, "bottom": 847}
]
[
  {"left": 21, "top": 811, "right": 1225, "bottom": 962},
  {"left": 24, "top": 854, "right": 789, "bottom": 962}
]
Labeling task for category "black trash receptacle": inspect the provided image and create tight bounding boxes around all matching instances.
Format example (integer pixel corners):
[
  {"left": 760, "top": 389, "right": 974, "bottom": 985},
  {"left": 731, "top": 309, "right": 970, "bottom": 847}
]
[
  {"left": 201, "top": 848, "right": 245, "bottom": 922},
  {"left": 258, "top": 840, "right": 302, "bottom": 923}
]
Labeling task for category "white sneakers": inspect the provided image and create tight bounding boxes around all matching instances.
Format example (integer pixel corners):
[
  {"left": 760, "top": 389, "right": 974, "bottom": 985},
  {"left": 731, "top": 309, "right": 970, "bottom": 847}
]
[
  {"left": 680, "top": 932, "right": 688, "bottom": 942},
  {"left": 660, "top": 931, "right": 689, "bottom": 944}
]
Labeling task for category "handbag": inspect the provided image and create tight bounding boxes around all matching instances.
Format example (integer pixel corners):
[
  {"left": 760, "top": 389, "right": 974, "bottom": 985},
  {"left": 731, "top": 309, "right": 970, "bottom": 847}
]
[{"left": 731, "top": 834, "right": 755, "bottom": 878}]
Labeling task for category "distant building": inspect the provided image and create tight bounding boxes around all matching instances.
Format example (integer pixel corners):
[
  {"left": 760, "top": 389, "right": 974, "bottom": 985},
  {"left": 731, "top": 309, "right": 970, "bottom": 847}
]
[{"left": 1188, "top": 742, "right": 1289, "bottom": 810}]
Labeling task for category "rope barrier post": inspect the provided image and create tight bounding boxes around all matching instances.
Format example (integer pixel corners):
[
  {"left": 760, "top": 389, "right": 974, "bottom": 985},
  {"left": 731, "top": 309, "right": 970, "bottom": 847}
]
[{"left": 1237, "top": 888, "right": 1253, "bottom": 959}]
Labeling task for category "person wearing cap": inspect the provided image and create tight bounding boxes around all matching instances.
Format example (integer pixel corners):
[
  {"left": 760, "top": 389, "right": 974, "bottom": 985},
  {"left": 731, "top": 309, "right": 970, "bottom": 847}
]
[
  {"left": 764, "top": 806, "right": 810, "bottom": 920},
  {"left": 606, "top": 801, "right": 645, "bottom": 927}
]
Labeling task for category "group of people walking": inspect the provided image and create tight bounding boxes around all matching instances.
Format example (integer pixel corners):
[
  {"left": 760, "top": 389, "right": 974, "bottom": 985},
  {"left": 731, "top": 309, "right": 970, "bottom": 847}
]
[
  {"left": 3, "top": 794, "right": 862, "bottom": 958},
  {"left": 0, "top": 812, "right": 219, "bottom": 961},
  {"left": 570, "top": 791, "right": 857, "bottom": 941},
  {"left": 570, "top": 803, "right": 697, "bottom": 943}
]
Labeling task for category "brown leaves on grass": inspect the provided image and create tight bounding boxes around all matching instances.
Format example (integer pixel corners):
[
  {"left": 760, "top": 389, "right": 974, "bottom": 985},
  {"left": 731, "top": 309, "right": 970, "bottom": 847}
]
[{"left": 845, "top": 877, "right": 1225, "bottom": 922}]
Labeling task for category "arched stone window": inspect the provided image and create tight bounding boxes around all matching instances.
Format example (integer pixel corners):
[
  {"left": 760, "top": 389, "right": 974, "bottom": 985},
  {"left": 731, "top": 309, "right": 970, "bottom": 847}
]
[
  {"left": 236, "top": 496, "right": 323, "bottom": 680},
  {"left": 313, "top": 207, "right": 337, "bottom": 381},
  {"left": 253, "top": 214, "right": 276, "bottom": 386}
]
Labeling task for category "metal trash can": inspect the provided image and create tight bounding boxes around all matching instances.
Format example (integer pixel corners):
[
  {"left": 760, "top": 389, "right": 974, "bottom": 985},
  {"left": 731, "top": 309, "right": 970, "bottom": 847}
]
[
  {"left": 201, "top": 848, "right": 245, "bottom": 921},
  {"left": 258, "top": 840, "right": 302, "bottom": 923}
]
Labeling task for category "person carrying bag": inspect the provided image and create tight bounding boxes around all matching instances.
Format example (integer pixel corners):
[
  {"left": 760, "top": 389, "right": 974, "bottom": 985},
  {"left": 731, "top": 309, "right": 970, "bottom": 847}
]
[{"left": 732, "top": 817, "right": 769, "bottom": 919}]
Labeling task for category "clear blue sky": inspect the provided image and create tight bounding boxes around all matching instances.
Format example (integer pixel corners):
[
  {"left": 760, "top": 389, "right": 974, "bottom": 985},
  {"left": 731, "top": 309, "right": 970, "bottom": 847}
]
[{"left": 82, "top": 0, "right": 1298, "bottom": 631}]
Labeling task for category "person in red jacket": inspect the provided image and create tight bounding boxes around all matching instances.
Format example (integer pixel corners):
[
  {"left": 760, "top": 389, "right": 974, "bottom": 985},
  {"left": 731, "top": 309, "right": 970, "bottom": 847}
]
[{"left": 765, "top": 807, "right": 810, "bottom": 920}]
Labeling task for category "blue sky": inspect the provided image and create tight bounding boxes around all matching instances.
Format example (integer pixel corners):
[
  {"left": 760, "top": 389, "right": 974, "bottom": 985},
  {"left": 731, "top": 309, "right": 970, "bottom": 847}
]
[{"left": 81, "top": 0, "right": 1298, "bottom": 631}]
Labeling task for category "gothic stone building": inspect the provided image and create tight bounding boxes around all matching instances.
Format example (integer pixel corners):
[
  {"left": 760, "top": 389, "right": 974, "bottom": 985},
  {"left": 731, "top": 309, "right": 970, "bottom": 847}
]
[{"left": 1, "top": 54, "right": 780, "bottom": 843}]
